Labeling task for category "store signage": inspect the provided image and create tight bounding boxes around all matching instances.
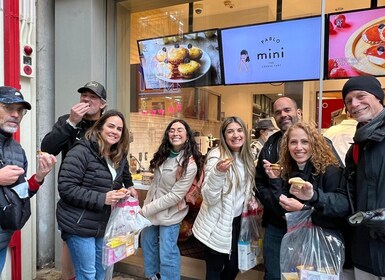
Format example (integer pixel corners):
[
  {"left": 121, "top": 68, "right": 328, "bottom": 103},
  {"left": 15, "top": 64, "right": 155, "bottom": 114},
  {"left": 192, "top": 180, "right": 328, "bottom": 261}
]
[{"left": 220, "top": 16, "right": 322, "bottom": 85}]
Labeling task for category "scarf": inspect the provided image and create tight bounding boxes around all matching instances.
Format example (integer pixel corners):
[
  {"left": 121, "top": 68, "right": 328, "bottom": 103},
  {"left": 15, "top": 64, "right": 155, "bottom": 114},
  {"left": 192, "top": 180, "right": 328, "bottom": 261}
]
[{"left": 353, "top": 108, "right": 385, "bottom": 143}]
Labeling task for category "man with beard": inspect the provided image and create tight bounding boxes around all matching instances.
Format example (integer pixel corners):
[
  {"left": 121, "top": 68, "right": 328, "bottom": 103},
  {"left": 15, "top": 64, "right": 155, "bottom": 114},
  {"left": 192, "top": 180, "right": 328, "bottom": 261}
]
[
  {"left": 0, "top": 86, "right": 56, "bottom": 274},
  {"left": 41, "top": 81, "right": 107, "bottom": 280},
  {"left": 255, "top": 97, "right": 301, "bottom": 280}
]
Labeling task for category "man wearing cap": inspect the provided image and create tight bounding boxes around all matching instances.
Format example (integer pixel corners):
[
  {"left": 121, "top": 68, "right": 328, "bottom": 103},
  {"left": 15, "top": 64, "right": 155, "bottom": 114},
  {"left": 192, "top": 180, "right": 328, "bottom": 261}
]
[
  {"left": 251, "top": 119, "right": 277, "bottom": 162},
  {"left": 340, "top": 76, "right": 385, "bottom": 278},
  {"left": 0, "top": 86, "right": 57, "bottom": 274},
  {"left": 41, "top": 81, "right": 107, "bottom": 159},
  {"left": 40, "top": 81, "right": 106, "bottom": 280}
]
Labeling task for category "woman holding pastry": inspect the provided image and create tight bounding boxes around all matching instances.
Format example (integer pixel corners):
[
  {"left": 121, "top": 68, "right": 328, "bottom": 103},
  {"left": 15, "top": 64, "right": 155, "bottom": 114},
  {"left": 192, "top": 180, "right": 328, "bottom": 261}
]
[
  {"left": 192, "top": 116, "right": 257, "bottom": 280},
  {"left": 264, "top": 122, "right": 345, "bottom": 227},
  {"left": 56, "top": 110, "right": 137, "bottom": 280}
]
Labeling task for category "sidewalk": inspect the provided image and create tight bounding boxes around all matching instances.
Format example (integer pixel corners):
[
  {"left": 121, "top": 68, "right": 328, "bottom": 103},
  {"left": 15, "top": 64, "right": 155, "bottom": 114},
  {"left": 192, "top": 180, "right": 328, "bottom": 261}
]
[{"left": 35, "top": 268, "right": 145, "bottom": 280}]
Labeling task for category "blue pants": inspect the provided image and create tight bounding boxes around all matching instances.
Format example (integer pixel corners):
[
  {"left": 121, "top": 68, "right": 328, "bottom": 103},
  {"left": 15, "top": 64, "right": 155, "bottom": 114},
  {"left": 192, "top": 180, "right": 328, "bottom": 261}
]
[
  {"left": 0, "top": 247, "right": 7, "bottom": 274},
  {"left": 65, "top": 234, "right": 105, "bottom": 280},
  {"left": 141, "top": 224, "right": 181, "bottom": 280},
  {"left": 263, "top": 224, "right": 286, "bottom": 280}
]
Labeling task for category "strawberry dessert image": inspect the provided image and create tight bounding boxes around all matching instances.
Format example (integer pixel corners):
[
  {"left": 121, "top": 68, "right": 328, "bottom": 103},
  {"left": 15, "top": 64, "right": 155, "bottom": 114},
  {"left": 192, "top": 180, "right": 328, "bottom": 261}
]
[
  {"left": 365, "top": 44, "right": 385, "bottom": 67},
  {"left": 362, "top": 23, "right": 385, "bottom": 44}
]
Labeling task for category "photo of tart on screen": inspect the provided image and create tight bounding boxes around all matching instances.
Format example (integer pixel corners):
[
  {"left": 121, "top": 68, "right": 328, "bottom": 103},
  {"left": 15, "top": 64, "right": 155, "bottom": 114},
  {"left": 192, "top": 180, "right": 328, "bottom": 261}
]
[
  {"left": 153, "top": 43, "right": 210, "bottom": 82},
  {"left": 345, "top": 16, "right": 385, "bottom": 75}
]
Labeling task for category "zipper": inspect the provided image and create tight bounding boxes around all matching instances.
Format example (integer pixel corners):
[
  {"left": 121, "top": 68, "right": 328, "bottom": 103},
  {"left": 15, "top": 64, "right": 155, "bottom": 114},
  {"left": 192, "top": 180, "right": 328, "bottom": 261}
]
[{"left": 76, "top": 209, "right": 86, "bottom": 224}]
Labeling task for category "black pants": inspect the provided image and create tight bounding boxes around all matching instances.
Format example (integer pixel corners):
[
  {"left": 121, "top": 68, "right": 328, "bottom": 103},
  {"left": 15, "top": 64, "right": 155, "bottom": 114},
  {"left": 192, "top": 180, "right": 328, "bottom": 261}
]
[{"left": 204, "top": 215, "right": 241, "bottom": 280}]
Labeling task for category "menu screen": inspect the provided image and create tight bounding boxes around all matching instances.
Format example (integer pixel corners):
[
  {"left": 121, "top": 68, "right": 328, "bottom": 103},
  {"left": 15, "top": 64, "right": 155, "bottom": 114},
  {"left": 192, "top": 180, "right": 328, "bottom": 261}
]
[
  {"left": 327, "top": 7, "right": 385, "bottom": 79},
  {"left": 137, "top": 29, "right": 223, "bottom": 89},
  {"left": 220, "top": 16, "right": 322, "bottom": 84}
]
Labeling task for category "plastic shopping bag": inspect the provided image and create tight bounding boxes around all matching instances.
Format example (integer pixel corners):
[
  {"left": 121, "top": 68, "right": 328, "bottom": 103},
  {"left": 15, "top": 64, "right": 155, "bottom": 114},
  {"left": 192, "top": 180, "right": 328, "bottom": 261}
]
[
  {"left": 102, "top": 196, "right": 151, "bottom": 268},
  {"left": 280, "top": 209, "right": 344, "bottom": 280},
  {"left": 238, "top": 212, "right": 259, "bottom": 272},
  {"left": 249, "top": 207, "right": 264, "bottom": 266}
]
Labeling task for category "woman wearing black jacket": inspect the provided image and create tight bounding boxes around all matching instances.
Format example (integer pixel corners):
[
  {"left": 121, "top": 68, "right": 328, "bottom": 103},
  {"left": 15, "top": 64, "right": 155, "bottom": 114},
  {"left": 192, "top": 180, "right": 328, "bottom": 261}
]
[{"left": 56, "top": 110, "right": 137, "bottom": 280}]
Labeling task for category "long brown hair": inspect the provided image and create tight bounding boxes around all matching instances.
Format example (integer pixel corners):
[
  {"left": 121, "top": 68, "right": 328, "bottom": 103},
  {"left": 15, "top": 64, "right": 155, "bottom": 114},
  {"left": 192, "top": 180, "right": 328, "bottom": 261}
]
[
  {"left": 279, "top": 122, "right": 339, "bottom": 180},
  {"left": 85, "top": 110, "right": 129, "bottom": 168}
]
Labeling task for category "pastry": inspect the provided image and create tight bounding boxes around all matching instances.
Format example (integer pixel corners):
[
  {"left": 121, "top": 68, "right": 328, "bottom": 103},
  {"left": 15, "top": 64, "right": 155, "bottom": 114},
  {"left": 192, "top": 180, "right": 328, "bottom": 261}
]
[
  {"left": 187, "top": 44, "right": 203, "bottom": 60},
  {"left": 270, "top": 163, "right": 282, "bottom": 170},
  {"left": 156, "top": 62, "right": 173, "bottom": 78},
  {"left": 155, "top": 47, "right": 168, "bottom": 62},
  {"left": 365, "top": 45, "right": 385, "bottom": 67},
  {"left": 178, "top": 59, "right": 201, "bottom": 79},
  {"left": 222, "top": 158, "right": 234, "bottom": 164},
  {"left": 167, "top": 44, "right": 189, "bottom": 64},
  {"left": 288, "top": 177, "right": 306, "bottom": 188},
  {"left": 362, "top": 23, "right": 385, "bottom": 45}
]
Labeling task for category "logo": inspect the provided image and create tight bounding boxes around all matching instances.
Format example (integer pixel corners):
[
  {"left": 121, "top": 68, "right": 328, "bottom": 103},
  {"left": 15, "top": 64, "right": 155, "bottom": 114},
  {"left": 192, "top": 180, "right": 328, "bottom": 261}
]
[
  {"left": 86, "top": 81, "right": 99, "bottom": 88},
  {"left": 256, "top": 36, "right": 285, "bottom": 68}
]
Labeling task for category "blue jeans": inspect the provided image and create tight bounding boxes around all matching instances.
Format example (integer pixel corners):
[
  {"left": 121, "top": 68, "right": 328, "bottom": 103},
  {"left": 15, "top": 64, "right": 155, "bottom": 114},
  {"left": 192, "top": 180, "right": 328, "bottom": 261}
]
[
  {"left": 263, "top": 224, "right": 286, "bottom": 280},
  {"left": 65, "top": 234, "right": 105, "bottom": 280},
  {"left": 0, "top": 247, "right": 7, "bottom": 274},
  {"left": 141, "top": 224, "right": 181, "bottom": 280}
]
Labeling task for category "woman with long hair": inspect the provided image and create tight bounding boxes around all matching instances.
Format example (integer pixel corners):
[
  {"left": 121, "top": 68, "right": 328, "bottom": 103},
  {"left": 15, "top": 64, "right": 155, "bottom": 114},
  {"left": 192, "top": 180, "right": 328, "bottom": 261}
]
[
  {"left": 56, "top": 110, "right": 137, "bottom": 280},
  {"left": 140, "top": 119, "right": 203, "bottom": 280},
  {"left": 192, "top": 116, "right": 256, "bottom": 280}
]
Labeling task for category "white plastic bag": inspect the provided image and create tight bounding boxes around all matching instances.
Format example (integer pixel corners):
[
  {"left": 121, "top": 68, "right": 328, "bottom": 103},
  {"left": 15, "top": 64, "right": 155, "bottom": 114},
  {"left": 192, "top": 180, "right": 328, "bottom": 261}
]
[{"left": 102, "top": 196, "right": 151, "bottom": 268}]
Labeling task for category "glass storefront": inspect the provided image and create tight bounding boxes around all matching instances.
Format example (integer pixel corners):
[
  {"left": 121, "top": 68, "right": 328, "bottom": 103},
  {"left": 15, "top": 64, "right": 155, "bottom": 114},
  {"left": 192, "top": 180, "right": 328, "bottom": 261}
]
[
  {"left": 122, "top": 0, "right": 385, "bottom": 165},
  {"left": 114, "top": 0, "right": 385, "bottom": 278}
]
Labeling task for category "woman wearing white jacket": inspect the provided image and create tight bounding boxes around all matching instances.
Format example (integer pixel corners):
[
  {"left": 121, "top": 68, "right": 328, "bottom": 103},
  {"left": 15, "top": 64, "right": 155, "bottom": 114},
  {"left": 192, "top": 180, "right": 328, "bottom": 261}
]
[{"left": 192, "top": 116, "right": 256, "bottom": 280}]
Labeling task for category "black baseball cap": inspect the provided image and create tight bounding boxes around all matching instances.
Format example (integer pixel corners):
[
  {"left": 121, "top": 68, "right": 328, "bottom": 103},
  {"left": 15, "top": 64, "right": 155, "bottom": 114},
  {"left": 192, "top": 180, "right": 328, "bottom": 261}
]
[
  {"left": 77, "top": 81, "right": 106, "bottom": 100},
  {"left": 0, "top": 86, "right": 32, "bottom": 110}
]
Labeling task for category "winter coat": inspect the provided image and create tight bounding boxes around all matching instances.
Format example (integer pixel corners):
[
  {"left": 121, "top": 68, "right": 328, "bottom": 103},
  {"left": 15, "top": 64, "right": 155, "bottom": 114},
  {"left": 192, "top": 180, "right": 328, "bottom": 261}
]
[
  {"left": 255, "top": 131, "right": 286, "bottom": 228},
  {"left": 0, "top": 132, "right": 30, "bottom": 250},
  {"left": 142, "top": 151, "right": 196, "bottom": 226},
  {"left": 270, "top": 161, "right": 347, "bottom": 230},
  {"left": 56, "top": 138, "right": 133, "bottom": 238},
  {"left": 344, "top": 121, "right": 385, "bottom": 277},
  {"left": 41, "top": 114, "right": 96, "bottom": 160},
  {"left": 192, "top": 148, "right": 253, "bottom": 254}
]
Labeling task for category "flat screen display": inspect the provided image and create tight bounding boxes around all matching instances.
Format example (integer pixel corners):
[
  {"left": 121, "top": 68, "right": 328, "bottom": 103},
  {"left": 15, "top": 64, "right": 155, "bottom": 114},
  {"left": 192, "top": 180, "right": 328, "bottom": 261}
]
[
  {"left": 137, "top": 29, "right": 223, "bottom": 89},
  {"left": 220, "top": 16, "right": 322, "bottom": 85},
  {"left": 327, "top": 7, "right": 385, "bottom": 79}
]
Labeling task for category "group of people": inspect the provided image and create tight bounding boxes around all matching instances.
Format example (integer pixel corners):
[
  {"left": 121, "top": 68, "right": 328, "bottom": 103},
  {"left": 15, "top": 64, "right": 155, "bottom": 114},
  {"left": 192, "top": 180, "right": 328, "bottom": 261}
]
[
  {"left": 257, "top": 76, "right": 385, "bottom": 280},
  {"left": 0, "top": 75, "right": 384, "bottom": 280}
]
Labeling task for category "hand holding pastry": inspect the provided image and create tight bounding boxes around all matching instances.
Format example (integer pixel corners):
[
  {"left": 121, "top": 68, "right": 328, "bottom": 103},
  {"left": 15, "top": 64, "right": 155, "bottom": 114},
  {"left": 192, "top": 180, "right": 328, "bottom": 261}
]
[
  {"left": 216, "top": 157, "right": 234, "bottom": 173},
  {"left": 105, "top": 189, "right": 128, "bottom": 205},
  {"left": 262, "top": 159, "right": 281, "bottom": 178},
  {"left": 288, "top": 177, "right": 314, "bottom": 200}
]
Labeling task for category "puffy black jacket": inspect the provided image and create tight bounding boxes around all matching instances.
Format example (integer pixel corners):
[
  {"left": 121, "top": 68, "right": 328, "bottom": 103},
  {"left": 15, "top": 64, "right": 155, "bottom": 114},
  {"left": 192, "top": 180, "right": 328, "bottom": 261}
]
[
  {"left": 41, "top": 114, "right": 96, "bottom": 160},
  {"left": 344, "top": 121, "right": 385, "bottom": 277},
  {"left": 0, "top": 132, "right": 30, "bottom": 250},
  {"left": 56, "top": 138, "right": 133, "bottom": 238}
]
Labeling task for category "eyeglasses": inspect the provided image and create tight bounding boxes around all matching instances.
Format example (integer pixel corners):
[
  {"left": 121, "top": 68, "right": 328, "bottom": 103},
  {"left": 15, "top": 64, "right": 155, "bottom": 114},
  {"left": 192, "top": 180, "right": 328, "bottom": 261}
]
[{"left": 0, "top": 104, "right": 28, "bottom": 116}]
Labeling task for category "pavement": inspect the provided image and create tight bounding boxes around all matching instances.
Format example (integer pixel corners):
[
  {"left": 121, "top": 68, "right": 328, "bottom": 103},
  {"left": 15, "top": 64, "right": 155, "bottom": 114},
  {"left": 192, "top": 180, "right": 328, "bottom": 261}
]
[{"left": 35, "top": 268, "right": 146, "bottom": 280}]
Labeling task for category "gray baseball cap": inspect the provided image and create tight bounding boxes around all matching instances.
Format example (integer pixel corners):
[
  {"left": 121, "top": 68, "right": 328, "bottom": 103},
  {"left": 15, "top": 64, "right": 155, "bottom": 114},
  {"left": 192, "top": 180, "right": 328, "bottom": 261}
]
[{"left": 77, "top": 81, "right": 106, "bottom": 100}]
